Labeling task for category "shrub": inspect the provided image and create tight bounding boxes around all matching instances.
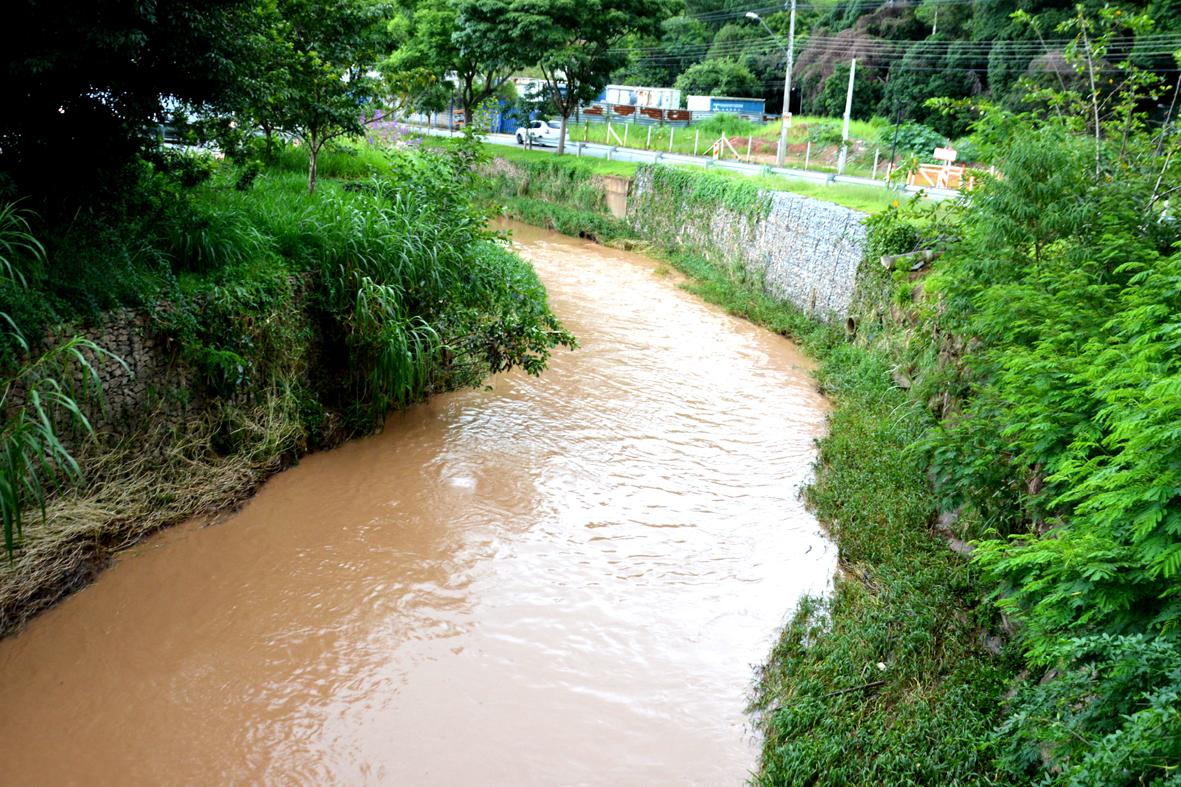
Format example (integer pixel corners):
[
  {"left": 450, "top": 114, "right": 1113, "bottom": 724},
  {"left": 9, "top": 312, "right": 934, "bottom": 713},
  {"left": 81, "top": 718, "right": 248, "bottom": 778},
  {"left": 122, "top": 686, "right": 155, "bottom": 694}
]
[
  {"left": 892, "top": 122, "right": 947, "bottom": 157},
  {"left": 693, "top": 113, "right": 762, "bottom": 139}
]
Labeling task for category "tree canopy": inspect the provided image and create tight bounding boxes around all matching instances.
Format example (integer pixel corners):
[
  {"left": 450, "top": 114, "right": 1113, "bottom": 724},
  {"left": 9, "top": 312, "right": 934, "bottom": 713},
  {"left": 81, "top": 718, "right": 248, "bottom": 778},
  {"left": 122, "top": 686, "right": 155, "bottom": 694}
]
[
  {"left": 674, "top": 59, "right": 761, "bottom": 98},
  {"left": 501, "top": 0, "right": 664, "bottom": 153},
  {"left": 0, "top": 0, "right": 258, "bottom": 211}
]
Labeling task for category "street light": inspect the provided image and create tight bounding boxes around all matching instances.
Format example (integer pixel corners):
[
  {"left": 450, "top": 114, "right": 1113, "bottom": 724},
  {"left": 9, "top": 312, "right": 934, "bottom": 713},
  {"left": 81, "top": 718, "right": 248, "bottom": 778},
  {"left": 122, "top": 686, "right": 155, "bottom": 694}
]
[{"left": 746, "top": 4, "right": 796, "bottom": 168}]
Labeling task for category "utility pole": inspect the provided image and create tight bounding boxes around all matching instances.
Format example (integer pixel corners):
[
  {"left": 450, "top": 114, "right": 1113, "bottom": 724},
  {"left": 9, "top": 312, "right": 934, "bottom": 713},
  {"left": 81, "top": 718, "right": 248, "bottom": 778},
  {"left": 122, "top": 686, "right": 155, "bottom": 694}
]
[
  {"left": 837, "top": 58, "right": 856, "bottom": 175},
  {"left": 746, "top": 3, "right": 796, "bottom": 168},
  {"left": 778, "top": 0, "right": 796, "bottom": 168},
  {"left": 889, "top": 103, "right": 902, "bottom": 173}
]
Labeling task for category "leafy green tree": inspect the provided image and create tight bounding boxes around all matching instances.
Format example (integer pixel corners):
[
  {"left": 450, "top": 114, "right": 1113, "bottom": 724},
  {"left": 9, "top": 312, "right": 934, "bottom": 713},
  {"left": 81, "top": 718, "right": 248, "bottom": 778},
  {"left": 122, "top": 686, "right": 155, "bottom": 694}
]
[
  {"left": 609, "top": 33, "right": 671, "bottom": 87},
  {"left": 450, "top": 0, "right": 527, "bottom": 124},
  {"left": 0, "top": 0, "right": 259, "bottom": 213},
  {"left": 504, "top": 0, "right": 664, "bottom": 154},
  {"left": 704, "top": 22, "right": 761, "bottom": 62},
  {"left": 657, "top": 16, "right": 713, "bottom": 80},
  {"left": 878, "top": 38, "right": 980, "bottom": 137},
  {"left": 674, "top": 58, "right": 761, "bottom": 99},
  {"left": 268, "top": 0, "right": 391, "bottom": 193},
  {"left": 385, "top": 0, "right": 522, "bottom": 125}
]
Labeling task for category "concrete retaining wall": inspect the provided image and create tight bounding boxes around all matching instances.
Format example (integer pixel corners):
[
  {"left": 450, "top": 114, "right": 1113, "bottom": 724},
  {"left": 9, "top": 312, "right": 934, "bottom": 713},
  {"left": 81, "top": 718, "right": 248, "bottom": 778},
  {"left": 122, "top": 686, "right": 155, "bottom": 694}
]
[{"left": 628, "top": 168, "right": 867, "bottom": 322}]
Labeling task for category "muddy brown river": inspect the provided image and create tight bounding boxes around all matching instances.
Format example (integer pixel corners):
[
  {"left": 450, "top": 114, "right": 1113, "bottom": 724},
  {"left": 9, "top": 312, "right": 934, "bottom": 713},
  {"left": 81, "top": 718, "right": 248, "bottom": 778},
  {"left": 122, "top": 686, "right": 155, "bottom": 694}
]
[{"left": 0, "top": 222, "right": 833, "bottom": 785}]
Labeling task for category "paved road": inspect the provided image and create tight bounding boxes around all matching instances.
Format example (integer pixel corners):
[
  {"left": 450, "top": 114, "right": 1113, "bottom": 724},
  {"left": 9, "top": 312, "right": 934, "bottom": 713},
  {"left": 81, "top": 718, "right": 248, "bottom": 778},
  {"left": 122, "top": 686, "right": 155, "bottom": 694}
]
[{"left": 415, "top": 125, "right": 959, "bottom": 201}]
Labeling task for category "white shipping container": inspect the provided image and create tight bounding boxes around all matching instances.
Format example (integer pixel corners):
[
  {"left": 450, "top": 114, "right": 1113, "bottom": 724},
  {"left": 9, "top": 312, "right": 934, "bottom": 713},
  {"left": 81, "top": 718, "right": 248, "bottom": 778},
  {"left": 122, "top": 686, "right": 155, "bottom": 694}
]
[{"left": 603, "top": 85, "right": 681, "bottom": 110}]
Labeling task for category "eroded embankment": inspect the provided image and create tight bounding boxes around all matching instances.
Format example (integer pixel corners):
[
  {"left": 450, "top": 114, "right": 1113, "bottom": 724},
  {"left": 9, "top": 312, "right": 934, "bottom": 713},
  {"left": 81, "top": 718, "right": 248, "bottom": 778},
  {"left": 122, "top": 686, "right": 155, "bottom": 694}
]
[{"left": 0, "top": 222, "right": 835, "bottom": 783}]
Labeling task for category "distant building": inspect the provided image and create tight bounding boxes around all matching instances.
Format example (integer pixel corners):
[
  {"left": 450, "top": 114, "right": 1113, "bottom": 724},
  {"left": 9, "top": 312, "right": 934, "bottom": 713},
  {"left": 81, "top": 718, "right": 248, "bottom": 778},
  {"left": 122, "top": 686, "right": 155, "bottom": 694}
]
[
  {"left": 598, "top": 85, "right": 681, "bottom": 110},
  {"left": 686, "top": 95, "right": 766, "bottom": 115},
  {"left": 511, "top": 77, "right": 549, "bottom": 100}
]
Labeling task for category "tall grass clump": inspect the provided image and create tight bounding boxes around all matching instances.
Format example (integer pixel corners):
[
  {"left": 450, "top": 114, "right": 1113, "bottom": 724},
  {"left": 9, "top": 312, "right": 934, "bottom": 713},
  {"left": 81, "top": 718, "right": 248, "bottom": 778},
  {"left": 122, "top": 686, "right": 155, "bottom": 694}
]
[
  {"left": 162, "top": 142, "right": 574, "bottom": 430},
  {"left": 0, "top": 204, "right": 120, "bottom": 556},
  {"left": 269, "top": 140, "right": 391, "bottom": 181}
]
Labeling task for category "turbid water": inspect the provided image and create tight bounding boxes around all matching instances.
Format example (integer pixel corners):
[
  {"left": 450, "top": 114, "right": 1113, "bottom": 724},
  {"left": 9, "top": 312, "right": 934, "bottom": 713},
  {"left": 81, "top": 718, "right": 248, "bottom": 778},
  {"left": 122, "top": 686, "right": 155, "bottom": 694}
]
[{"left": 0, "top": 222, "right": 834, "bottom": 785}]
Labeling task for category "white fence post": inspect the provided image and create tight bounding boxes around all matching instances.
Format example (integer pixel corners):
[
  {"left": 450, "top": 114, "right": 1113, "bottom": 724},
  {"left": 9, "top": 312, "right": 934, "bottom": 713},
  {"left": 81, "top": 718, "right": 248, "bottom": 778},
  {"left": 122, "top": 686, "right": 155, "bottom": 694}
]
[
  {"left": 646, "top": 126, "right": 652, "bottom": 150},
  {"left": 746, "top": 135, "right": 753, "bottom": 161},
  {"left": 694, "top": 130, "right": 700, "bottom": 157},
  {"left": 872, "top": 148, "right": 880, "bottom": 179},
  {"left": 804, "top": 141, "right": 811, "bottom": 170},
  {"left": 669, "top": 126, "right": 675, "bottom": 153}
]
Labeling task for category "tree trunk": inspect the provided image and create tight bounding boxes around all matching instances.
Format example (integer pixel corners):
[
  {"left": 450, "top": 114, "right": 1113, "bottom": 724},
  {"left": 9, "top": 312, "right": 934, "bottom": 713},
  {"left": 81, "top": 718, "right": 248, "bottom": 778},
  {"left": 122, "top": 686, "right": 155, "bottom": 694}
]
[
  {"left": 307, "top": 135, "right": 319, "bottom": 194},
  {"left": 463, "top": 75, "right": 476, "bottom": 127},
  {"left": 557, "top": 113, "right": 569, "bottom": 155}
]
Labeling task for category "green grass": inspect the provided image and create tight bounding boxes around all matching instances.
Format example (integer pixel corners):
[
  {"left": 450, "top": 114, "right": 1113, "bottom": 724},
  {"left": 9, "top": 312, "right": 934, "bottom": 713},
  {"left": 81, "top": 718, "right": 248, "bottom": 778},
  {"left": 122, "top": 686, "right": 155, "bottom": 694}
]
[
  {"left": 757, "top": 114, "right": 887, "bottom": 143},
  {"left": 489, "top": 146, "right": 895, "bottom": 213},
  {"left": 566, "top": 116, "right": 888, "bottom": 178},
  {"left": 489, "top": 144, "right": 640, "bottom": 178},
  {"left": 495, "top": 196, "right": 635, "bottom": 243},
  {"left": 269, "top": 139, "right": 391, "bottom": 180},
  {"left": 690, "top": 166, "right": 899, "bottom": 214}
]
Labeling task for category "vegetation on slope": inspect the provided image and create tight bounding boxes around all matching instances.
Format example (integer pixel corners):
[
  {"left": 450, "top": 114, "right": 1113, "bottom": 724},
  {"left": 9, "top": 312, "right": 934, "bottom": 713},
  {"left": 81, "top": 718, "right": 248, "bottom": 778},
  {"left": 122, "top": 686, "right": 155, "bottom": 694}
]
[
  {"left": 885, "top": 129, "right": 1181, "bottom": 783},
  {"left": 0, "top": 137, "right": 574, "bottom": 631}
]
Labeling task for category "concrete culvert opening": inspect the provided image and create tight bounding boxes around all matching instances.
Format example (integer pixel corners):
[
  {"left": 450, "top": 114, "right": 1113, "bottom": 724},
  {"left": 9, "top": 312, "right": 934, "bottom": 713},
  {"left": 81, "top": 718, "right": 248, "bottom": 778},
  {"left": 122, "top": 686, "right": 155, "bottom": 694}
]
[{"left": 845, "top": 317, "right": 857, "bottom": 339}]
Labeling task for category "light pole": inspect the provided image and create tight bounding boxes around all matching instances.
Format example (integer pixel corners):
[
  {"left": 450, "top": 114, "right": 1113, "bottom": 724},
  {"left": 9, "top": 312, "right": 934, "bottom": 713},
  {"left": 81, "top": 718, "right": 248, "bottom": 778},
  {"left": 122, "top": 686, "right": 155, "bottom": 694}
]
[
  {"left": 838, "top": 58, "right": 855, "bottom": 175},
  {"left": 746, "top": 2, "right": 796, "bottom": 168}
]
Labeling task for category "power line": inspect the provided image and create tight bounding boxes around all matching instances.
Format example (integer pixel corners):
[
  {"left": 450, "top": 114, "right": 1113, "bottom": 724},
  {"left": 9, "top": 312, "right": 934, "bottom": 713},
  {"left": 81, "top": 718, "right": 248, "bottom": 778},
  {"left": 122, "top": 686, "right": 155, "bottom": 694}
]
[
  {"left": 610, "top": 32, "right": 1181, "bottom": 56},
  {"left": 622, "top": 45, "right": 1181, "bottom": 66}
]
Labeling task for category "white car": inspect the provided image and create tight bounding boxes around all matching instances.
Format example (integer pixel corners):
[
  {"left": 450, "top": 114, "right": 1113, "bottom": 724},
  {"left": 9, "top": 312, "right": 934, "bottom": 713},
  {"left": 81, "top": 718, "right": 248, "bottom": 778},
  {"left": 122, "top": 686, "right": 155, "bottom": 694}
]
[{"left": 516, "top": 120, "right": 565, "bottom": 147}]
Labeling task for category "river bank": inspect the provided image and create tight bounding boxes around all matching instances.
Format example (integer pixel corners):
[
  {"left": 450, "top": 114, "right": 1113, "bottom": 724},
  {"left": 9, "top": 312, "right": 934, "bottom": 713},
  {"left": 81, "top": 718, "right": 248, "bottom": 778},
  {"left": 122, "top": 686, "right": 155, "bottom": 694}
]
[
  {"left": 0, "top": 145, "right": 572, "bottom": 637},
  {"left": 482, "top": 151, "right": 1015, "bottom": 782}
]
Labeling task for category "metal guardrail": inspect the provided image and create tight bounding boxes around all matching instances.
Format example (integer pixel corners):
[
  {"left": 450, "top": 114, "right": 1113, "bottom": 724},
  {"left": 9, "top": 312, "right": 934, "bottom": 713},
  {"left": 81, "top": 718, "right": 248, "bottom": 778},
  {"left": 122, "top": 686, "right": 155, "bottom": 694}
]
[{"left": 576, "top": 104, "right": 771, "bottom": 126}]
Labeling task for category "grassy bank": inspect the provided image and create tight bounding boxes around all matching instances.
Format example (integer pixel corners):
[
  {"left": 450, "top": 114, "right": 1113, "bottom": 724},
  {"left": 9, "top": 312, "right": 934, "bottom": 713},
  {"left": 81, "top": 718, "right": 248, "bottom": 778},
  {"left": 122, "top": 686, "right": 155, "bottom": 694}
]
[
  {"left": 646, "top": 250, "right": 1012, "bottom": 784},
  {"left": 0, "top": 140, "right": 573, "bottom": 635},
  {"left": 480, "top": 150, "right": 637, "bottom": 243}
]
